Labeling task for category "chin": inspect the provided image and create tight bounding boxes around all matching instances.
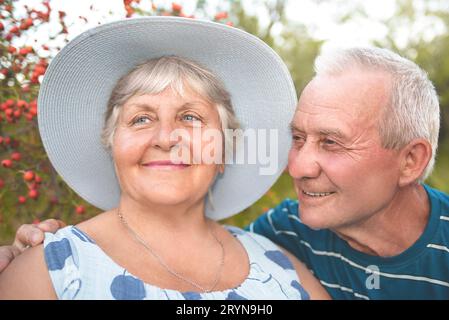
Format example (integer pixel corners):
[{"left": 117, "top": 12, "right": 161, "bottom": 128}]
[
  {"left": 299, "top": 209, "right": 332, "bottom": 230},
  {"left": 144, "top": 190, "right": 188, "bottom": 204},
  {"left": 142, "top": 185, "right": 203, "bottom": 206}
]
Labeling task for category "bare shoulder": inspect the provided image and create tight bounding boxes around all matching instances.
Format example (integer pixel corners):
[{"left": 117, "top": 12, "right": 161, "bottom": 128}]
[
  {"left": 75, "top": 210, "right": 116, "bottom": 237},
  {"left": 281, "top": 248, "right": 331, "bottom": 300},
  {"left": 0, "top": 244, "right": 57, "bottom": 299}
]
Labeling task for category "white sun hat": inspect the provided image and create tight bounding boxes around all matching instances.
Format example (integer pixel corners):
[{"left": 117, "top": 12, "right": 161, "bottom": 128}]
[{"left": 38, "top": 16, "right": 297, "bottom": 220}]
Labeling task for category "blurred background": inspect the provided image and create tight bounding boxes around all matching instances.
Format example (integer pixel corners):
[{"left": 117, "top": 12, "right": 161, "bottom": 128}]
[{"left": 0, "top": 0, "right": 448, "bottom": 244}]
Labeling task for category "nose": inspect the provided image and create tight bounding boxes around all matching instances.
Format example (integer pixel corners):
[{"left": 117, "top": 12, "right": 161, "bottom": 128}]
[
  {"left": 288, "top": 140, "right": 321, "bottom": 180},
  {"left": 151, "top": 121, "right": 179, "bottom": 151}
]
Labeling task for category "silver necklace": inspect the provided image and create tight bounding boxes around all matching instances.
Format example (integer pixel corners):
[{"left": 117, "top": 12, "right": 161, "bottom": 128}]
[{"left": 117, "top": 210, "right": 225, "bottom": 293}]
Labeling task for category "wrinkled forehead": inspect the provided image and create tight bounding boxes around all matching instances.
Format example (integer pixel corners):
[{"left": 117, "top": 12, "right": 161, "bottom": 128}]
[{"left": 293, "top": 71, "right": 391, "bottom": 129}]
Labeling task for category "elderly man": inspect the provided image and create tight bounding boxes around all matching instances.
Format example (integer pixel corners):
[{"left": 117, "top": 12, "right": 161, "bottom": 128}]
[
  {"left": 248, "top": 47, "right": 449, "bottom": 299},
  {"left": 1, "top": 47, "right": 448, "bottom": 299}
]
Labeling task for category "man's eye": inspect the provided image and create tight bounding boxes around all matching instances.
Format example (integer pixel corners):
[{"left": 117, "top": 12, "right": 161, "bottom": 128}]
[{"left": 324, "top": 139, "right": 336, "bottom": 145}]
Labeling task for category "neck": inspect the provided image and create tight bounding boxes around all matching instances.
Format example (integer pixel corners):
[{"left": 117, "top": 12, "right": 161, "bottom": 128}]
[
  {"left": 332, "top": 184, "right": 430, "bottom": 257},
  {"left": 117, "top": 195, "right": 211, "bottom": 239}
]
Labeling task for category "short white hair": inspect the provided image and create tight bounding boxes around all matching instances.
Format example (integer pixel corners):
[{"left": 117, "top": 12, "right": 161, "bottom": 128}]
[
  {"left": 102, "top": 56, "right": 240, "bottom": 154},
  {"left": 314, "top": 47, "right": 440, "bottom": 181}
]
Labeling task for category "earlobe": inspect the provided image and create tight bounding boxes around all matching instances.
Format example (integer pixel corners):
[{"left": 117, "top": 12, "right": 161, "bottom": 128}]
[{"left": 398, "top": 139, "right": 432, "bottom": 187}]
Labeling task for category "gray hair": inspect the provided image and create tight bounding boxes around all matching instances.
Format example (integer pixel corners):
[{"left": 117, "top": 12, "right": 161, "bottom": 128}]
[
  {"left": 314, "top": 47, "right": 440, "bottom": 181},
  {"left": 102, "top": 56, "right": 240, "bottom": 155}
]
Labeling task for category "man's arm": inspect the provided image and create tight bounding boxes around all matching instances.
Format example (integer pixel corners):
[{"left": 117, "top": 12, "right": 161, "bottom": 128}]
[{"left": 0, "top": 219, "right": 65, "bottom": 273}]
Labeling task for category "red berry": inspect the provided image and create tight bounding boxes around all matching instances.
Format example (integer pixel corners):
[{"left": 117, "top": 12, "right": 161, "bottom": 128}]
[
  {"left": 11, "top": 152, "right": 21, "bottom": 161},
  {"left": 29, "top": 182, "right": 39, "bottom": 190},
  {"left": 0, "top": 178, "right": 4, "bottom": 189},
  {"left": 10, "top": 26, "right": 19, "bottom": 34},
  {"left": 34, "top": 65, "right": 46, "bottom": 75},
  {"left": 28, "top": 189, "right": 39, "bottom": 199},
  {"left": 35, "top": 174, "right": 42, "bottom": 183},
  {"left": 23, "top": 170, "right": 35, "bottom": 181},
  {"left": 29, "top": 106, "right": 37, "bottom": 116},
  {"left": 172, "top": 3, "right": 182, "bottom": 12},
  {"left": 5, "top": 99, "right": 14, "bottom": 108},
  {"left": 18, "top": 196, "right": 26, "bottom": 204},
  {"left": 1, "top": 159, "right": 12, "bottom": 168},
  {"left": 215, "top": 12, "right": 228, "bottom": 20},
  {"left": 5, "top": 108, "right": 13, "bottom": 117},
  {"left": 7, "top": 46, "right": 16, "bottom": 54},
  {"left": 25, "top": 18, "right": 33, "bottom": 27},
  {"left": 19, "top": 48, "right": 29, "bottom": 55},
  {"left": 16, "top": 100, "right": 28, "bottom": 108},
  {"left": 75, "top": 205, "right": 85, "bottom": 215}
]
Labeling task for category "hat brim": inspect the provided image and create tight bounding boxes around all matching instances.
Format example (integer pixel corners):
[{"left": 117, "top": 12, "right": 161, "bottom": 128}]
[{"left": 38, "top": 17, "right": 297, "bottom": 220}]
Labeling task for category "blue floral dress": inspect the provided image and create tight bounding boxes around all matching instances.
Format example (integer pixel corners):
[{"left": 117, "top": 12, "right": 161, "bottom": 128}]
[{"left": 43, "top": 225, "right": 309, "bottom": 300}]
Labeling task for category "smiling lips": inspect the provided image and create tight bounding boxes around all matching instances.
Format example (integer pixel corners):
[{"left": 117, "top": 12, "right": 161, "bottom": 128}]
[
  {"left": 142, "top": 160, "right": 191, "bottom": 170},
  {"left": 302, "top": 190, "right": 335, "bottom": 197}
]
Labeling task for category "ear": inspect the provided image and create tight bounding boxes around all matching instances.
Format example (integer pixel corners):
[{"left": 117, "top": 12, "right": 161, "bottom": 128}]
[{"left": 398, "top": 139, "right": 432, "bottom": 187}]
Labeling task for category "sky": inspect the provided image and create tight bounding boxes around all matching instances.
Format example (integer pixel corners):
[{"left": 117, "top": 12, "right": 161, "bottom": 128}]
[{"left": 11, "top": 0, "right": 448, "bottom": 55}]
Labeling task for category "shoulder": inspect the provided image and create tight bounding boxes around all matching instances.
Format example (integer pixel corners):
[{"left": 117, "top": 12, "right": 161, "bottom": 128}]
[
  {"left": 425, "top": 184, "right": 449, "bottom": 210},
  {"left": 247, "top": 198, "right": 299, "bottom": 231},
  {"left": 44, "top": 225, "right": 93, "bottom": 272},
  {"left": 0, "top": 243, "right": 57, "bottom": 299},
  {"left": 43, "top": 225, "right": 101, "bottom": 299}
]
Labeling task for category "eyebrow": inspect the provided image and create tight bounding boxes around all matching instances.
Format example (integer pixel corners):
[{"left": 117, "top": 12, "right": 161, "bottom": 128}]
[
  {"left": 319, "top": 129, "right": 346, "bottom": 139},
  {"left": 125, "top": 101, "right": 208, "bottom": 112},
  {"left": 289, "top": 123, "right": 346, "bottom": 139},
  {"left": 289, "top": 122, "right": 301, "bottom": 132}
]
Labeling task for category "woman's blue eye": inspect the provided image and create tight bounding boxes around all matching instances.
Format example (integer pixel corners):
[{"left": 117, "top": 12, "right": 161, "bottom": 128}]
[
  {"left": 133, "top": 116, "right": 151, "bottom": 125},
  {"left": 183, "top": 114, "right": 200, "bottom": 122}
]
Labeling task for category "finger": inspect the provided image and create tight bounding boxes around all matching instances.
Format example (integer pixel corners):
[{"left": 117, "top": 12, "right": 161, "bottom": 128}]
[
  {"left": 37, "top": 218, "right": 66, "bottom": 233},
  {"left": 0, "top": 245, "right": 20, "bottom": 273},
  {"left": 13, "top": 224, "right": 43, "bottom": 250}
]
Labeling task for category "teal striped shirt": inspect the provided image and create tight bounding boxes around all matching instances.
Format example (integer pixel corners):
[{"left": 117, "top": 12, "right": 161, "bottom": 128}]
[{"left": 248, "top": 184, "right": 449, "bottom": 299}]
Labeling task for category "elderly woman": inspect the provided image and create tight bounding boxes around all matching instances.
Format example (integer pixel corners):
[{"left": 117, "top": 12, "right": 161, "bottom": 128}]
[{"left": 0, "top": 17, "right": 328, "bottom": 299}]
